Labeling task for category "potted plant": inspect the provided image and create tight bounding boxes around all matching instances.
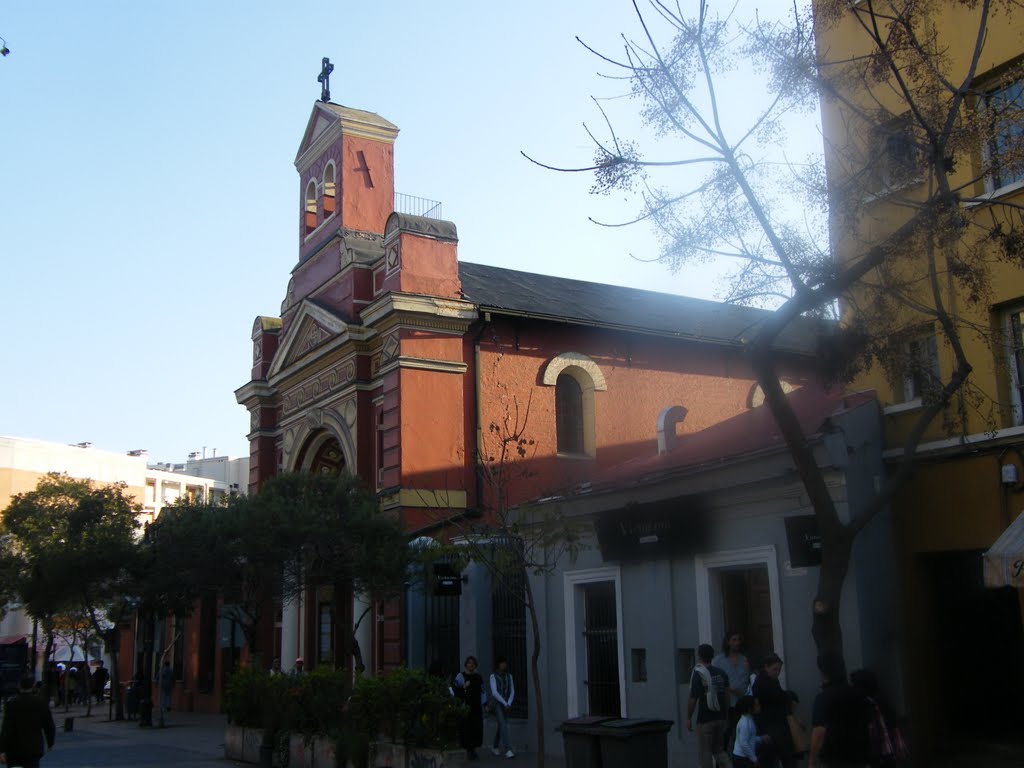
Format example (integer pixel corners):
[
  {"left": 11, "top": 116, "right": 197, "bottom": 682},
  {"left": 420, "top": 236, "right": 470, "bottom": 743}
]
[{"left": 349, "top": 667, "right": 467, "bottom": 768}]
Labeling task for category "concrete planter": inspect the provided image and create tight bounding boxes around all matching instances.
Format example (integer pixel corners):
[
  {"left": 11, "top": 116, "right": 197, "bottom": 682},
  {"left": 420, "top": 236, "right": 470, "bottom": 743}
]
[
  {"left": 224, "top": 724, "right": 270, "bottom": 764},
  {"left": 371, "top": 742, "right": 465, "bottom": 768},
  {"left": 289, "top": 732, "right": 339, "bottom": 768}
]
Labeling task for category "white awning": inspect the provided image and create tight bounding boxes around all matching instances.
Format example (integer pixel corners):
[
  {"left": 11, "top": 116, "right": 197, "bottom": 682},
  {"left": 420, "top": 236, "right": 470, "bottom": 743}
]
[{"left": 983, "top": 511, "right": 1024, "bottom": 588}]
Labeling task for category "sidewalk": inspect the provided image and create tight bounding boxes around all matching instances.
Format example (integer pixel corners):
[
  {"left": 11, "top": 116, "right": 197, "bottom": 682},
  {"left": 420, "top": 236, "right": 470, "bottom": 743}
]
[
  {"left": 42, "top": 703, "right": 568, "bottom": 768},
  {"left": 41, "top": 702, "right": 235, "bottom": 767}
]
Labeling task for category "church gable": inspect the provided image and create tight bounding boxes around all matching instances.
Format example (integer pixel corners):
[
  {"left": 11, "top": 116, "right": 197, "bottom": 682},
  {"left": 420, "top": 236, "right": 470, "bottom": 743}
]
[
  {"left": 295, "top": 104, "right": 340, "bottom": 165},
  {"left": 268, "top": 300, "right": 367, "bottom": 379}
]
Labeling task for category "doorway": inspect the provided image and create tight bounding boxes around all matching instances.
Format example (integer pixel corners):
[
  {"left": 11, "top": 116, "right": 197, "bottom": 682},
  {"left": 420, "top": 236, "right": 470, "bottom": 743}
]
[
  {"left": 696, "top": 546, "right": 784, "bottom": 677},
  {"left": 564, "top": 567, "right": 626, "bottom": 718},
  {"left": 925, "top": 550, "right": 1024, "bottom": 742},
  {"left": 583, "top": 581, "right": 621, "bottom": 717},
  {"left": 720, "top": 566, "right": 775, "bottom": 667}
]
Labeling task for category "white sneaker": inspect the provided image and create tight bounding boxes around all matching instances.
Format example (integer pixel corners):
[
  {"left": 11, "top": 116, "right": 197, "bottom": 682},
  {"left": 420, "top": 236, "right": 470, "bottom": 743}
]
[
  {"left": 492, "top": 748, "right": 501, "bottom": 756},
  {"left": 505, "top": 750, "right": 515, "bottom": 759}
]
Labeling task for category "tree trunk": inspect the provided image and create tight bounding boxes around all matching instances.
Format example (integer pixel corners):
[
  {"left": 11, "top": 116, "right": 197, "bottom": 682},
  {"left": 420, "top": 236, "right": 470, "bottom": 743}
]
[
  {"left": 811, "top": 531, "right": 852, "bottom": 670},
  {"left": 43, "top": 629, "right": 55, "bottom": 703},
  {"left": 331, "top": 579, "right": 354, "bottom": 675},
  {"left": 109, "top": 628, "right": 124, "bottom": 721},
  {"left": 524, "top": 578, "right": 545, "bottom": 768}
]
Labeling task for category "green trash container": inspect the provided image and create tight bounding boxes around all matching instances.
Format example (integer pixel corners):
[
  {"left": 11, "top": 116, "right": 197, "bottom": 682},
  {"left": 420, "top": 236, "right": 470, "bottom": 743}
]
[
  {"left": 560, "top": 716, "right": 614, "bottom": 768},
  {"left": 596, "top": 718, "right": 674, "bottom": 768}
]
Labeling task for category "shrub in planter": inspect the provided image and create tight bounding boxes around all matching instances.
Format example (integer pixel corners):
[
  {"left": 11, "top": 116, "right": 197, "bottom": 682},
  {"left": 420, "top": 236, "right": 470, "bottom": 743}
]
[
  {"left": 291, "top": 668, "right": 351, "bottom": 737},
  {"left": 349, "top": 667, "right": 466, "bottom": 750},
  {"left": 223, "top": 667, "right": 295, "bottom": 729}
]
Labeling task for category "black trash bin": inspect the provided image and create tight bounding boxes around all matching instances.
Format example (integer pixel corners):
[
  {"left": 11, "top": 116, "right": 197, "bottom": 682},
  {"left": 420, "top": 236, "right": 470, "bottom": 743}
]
[
  {"left": 560, "top": 716, "right": 614, "bottom": 768},
  {"left": 595, "top": 718, "right": 674, "bottom": 768}
]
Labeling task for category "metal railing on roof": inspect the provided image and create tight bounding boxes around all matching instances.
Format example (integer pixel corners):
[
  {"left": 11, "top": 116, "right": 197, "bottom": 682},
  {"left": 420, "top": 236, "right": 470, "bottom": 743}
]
[{"left": 394, "top": 193, "right": 443, "bottom": 220}]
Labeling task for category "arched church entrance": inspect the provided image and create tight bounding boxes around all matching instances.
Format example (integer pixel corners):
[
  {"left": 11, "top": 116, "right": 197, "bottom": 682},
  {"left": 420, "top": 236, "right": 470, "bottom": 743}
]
[
  {"left": 282, "top": 429, "right": 355, "bottom": 673},
  {"left": 296, "top": 430, "right": 347, "bottom": 475}
]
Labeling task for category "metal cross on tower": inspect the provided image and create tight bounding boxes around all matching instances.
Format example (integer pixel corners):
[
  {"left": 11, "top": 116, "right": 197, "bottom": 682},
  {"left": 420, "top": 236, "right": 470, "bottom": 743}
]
[{"left": 317, "top": 57, "right": 334, "bottom": 102}]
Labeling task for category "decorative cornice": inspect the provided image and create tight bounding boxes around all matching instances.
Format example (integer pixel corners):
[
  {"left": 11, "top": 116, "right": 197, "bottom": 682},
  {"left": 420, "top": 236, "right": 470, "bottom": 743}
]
[
  {"left": 235, "top": 380, "right": 278, "bottom": 406},
  {"left": 360, "top": 292, "right": 477, "bottom": 329},
  {"left": 379, "top": 489, "right": 468, "bottom": 511},
  {"left": 377, "top": 356, "right": 469, "bottom": 377}
]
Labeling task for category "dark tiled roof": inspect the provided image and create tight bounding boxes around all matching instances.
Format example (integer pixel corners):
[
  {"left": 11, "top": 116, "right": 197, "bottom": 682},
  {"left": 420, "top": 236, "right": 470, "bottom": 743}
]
[{"left": 458, "top": 261, "right": 818, "bottom": 355}]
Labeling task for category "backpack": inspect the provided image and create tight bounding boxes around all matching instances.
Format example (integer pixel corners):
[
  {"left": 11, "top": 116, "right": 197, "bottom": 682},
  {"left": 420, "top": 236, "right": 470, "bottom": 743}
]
[{"left": 694, "top": 666, "right": 722, "bottom": 713}]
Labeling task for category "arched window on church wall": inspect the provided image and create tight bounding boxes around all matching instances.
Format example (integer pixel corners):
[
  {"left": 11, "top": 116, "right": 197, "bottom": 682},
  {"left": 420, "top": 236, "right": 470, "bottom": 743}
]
[
  {"left": 323, "top": 164, "right": 336, "bottom": 217},
  {"left": 556, "top": 374, "right": 585, "bottom": 455},
  {"left": 304, "top": 179, "right": 318, "bottom": 235},
  {"left": 542, "top": 352, "right": 606, "bottom": 459}
]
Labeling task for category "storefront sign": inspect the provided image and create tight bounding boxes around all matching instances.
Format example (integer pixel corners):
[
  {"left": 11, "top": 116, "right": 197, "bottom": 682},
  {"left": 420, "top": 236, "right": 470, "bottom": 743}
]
[
  {"left": 784, "top": 515, "right": 822, "bottom": 568},
  {"left": 595, "top": 496, "right": 711, "bottom": 562}
]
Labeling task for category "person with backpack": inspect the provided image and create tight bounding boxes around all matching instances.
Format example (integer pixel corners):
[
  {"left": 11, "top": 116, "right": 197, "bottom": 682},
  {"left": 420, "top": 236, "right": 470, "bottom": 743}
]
[{"left": 688, "top": 643, "right": 733, "bottom": 768}]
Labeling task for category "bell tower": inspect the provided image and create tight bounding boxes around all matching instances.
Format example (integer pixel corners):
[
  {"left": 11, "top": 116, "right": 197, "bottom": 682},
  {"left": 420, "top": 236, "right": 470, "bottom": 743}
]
[{"left": 294, "top": 100, "right": 399, "bottom": 255}]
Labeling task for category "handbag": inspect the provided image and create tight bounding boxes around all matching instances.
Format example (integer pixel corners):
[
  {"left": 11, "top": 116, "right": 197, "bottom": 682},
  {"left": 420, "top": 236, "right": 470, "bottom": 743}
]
[{"left": 787, "top": 713, "right": 811, "bottom": 754}]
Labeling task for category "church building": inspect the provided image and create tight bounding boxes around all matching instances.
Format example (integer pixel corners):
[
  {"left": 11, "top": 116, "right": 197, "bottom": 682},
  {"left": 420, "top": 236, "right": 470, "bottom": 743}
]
[{"left": 228, "top": 67, "right": 897, "bottom": 761}]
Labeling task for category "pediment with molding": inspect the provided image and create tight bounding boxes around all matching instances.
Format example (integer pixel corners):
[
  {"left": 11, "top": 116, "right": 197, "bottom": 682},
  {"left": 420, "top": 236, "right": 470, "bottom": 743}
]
[
  {"left": 268, "top": 300, "right": 364, "bottom": 379},
  {"left": 295, "top": 104, "right": 338, "bottom": 166}
]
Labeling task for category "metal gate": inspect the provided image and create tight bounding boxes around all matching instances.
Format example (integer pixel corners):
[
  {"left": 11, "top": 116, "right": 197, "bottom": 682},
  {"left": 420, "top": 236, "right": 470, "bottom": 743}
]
[
  {"left": 584, "top": 581, "right": 621, "bottom": 716},
  {"left": 492, "top": 561, "right": 528, "bottom": 718},
  {"left": 424, "top": 584, "right": 460, "bottom": 680}
]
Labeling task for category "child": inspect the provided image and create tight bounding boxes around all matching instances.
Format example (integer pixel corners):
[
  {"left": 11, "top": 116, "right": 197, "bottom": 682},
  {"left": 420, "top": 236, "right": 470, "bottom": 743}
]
[{"left": 732, "top": 695, "right": 768, "bottom": 767}]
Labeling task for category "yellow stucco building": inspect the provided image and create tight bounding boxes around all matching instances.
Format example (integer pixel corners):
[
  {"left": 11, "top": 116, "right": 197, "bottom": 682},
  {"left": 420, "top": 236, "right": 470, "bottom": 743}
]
[{"left": 815, "top": 0, "right": 1024, "bottom": 760}]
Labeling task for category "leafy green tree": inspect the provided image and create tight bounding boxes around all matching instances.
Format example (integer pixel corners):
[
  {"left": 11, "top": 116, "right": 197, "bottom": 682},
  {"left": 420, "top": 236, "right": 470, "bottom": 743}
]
[
  {"left": 259, "top": 471, "right": 411, "bottom": 673},
  {"left": 2, "top": 473, "right": 140, "bottom": 713}
]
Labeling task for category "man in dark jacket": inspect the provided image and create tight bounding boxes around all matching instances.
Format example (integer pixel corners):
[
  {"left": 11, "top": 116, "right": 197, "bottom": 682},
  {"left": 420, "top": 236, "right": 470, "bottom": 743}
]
[
  {"left": 0, "top": 675, "right": 56, "bottom": 768},
  {"left": 809, "top": 652, "right": 871, "bottom": 768}
]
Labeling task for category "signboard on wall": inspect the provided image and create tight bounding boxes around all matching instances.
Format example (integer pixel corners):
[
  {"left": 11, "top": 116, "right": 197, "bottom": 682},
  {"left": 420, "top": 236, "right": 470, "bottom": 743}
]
[
  {"left": 784, "top": 515, "right": 822, "bottom": 568},
  {"left": 595, "top": 496, "right": 711, "bottom": 562},
  {"left": 431, "top": 562, "right": 463, "bottom": 596}
]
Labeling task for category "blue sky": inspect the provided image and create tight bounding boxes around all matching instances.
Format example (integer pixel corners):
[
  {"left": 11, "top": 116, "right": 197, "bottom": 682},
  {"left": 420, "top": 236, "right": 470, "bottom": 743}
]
[{"left": 0, "top": 1, "right": 821, "bottom": 463}]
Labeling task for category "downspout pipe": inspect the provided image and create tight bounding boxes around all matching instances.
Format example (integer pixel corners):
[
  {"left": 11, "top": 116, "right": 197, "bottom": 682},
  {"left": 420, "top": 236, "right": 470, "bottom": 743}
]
[{"left": 473, "top": 314, "right": 491, "bottom": 515}]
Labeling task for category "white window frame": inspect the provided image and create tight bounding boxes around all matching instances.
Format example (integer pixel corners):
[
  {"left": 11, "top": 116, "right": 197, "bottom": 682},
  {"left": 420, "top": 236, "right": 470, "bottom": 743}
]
[
  {"left": 1004, "top": 305, "right": 1024, "bottom": 426},
  {"left": 900, "top": 332, "right": 940, "bottom": 404},
  {"left": 563, "top": 566, "right": 626, "bottom": 718},
  {"left": 983, "top": 77, "right": 1024, "bottom": 196}
]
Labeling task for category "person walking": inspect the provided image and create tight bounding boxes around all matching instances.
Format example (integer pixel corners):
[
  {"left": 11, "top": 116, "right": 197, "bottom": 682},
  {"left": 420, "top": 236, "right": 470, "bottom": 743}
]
[
  {"left": 92, "top": 660, "right": 109, "bottom": 704},
  {"left": 752, "top": 653, "right": 798, "bottom": 768},
  {"left": 809, "top": 653, "right": 871, "bottom": 768},
  {"left": 714, "top": 632, "right": 752, "bottom": 749},
  {"left": 489, "top": 656, "right": 515, "bottom": 759},
  {"left": 159, "top": 660, "right": 174, "bottom": 712},
  {"left": 731, "top": 695, "right": 767, "bottom": 767},
  {"left": 0, "top": 675, "right": 56, "bottom": 768},
  {"left": 454, "top": 655, "right": 485, "bottom": 760},
  {"left": 687, "top": 643, "right": 733, "bottom": 768}
]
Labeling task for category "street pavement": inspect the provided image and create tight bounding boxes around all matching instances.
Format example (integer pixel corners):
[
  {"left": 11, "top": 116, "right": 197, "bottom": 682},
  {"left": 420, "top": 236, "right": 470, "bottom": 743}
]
[
  {"left": 28, "top": 703, "right": 238, "bottom": 768},
  {"left": 30, "top": 702, "right": 568, "bottom": 768}
]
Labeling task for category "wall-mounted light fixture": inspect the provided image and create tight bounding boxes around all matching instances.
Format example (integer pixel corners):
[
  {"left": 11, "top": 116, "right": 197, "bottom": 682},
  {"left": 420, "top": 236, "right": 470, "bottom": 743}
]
[
  {"left": 1002, "top": 463, "right": 1019, "bottom": 486},
  {"left": 1, "top": 37, "right": 10, "bottom": 57}
]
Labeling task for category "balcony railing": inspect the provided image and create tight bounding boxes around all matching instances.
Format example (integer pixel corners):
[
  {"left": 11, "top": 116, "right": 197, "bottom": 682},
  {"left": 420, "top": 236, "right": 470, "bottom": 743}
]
[{"left": 394, "top": 193, "right": 443, "bottom": 220}]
